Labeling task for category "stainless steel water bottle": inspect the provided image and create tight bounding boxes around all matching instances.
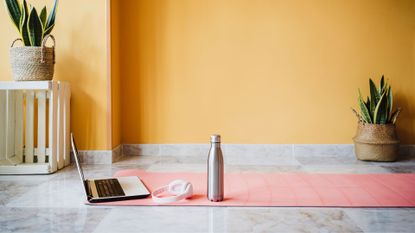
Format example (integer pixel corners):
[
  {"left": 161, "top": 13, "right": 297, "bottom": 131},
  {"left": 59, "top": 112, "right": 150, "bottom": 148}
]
[{"left": 207, "top": 134, "right": 224, "bottom": 202}]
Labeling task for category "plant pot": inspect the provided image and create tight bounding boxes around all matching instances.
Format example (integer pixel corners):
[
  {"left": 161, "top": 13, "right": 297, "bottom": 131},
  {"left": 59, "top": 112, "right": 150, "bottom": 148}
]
[
  {"left": 9, "top": 35, "right": 55, "bottom": 81},
  {"left": 353, "top": 122, "right": 399, "bottom": 162}
]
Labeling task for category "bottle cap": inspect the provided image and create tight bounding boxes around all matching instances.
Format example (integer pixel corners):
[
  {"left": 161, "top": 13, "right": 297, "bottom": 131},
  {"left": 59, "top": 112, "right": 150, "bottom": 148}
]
[{"left": 210, "top": 134, "right": 221, "bottom": 143}]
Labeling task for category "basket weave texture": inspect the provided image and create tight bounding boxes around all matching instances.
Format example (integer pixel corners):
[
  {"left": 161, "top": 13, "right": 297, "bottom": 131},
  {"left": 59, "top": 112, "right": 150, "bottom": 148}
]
[
  {"left": 353, "top": 122, "right": 399, "bottom": 162},
  {"left": 9, "top": 35, "right": 55, "bottom": 81}
]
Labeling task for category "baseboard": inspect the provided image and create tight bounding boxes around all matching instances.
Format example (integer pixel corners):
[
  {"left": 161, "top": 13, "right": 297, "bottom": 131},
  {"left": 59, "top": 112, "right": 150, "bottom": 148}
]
[
  {"left": 123, "top": 144, "right": 415, "bottom": 156},
  {"left": 77, "top": 144, "right": 124, "bottom": 164},
  {"left": 78, "top": 144, "right": 415, "bottom": 164},
  {"left": 112, "top": 144, "right": 124, "bottom": 162}
]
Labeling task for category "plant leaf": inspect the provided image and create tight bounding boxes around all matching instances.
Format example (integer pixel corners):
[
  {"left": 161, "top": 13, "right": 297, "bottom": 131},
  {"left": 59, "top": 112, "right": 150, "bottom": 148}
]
[
  {"left": 27, "top": 7, "right": 43, "bottom": 46},
  {"left": 4, "top": 0, "right": 21, "bottom": 29},
  {"left": 387, "top": 86, "right": 393, "bottom": 121},
  {"left": 19, "top": 0, "right": 30, "bottom": 46},
  {"left": 40, "top": 6, "right": 47, "bottom": 29},
  {"left": 46, "top": 0, "right": 58, "bottom": 29},
  {"left": 380, "top": 75, "right": 385, "bottom": 93},
  {"left": 351, "top": 108, "right": 364, "bottom": 122},
  {"left": 43, "top": 24, "right": 54, "bottom": 37},
  {"left": 373, "top": 91, "right": 388, "bottom": 124},
  {"left": 369, "top": 79, "right": 380, "bottom": 114},
  {"left": 390, "top": 108, "right": 402, "bottom": 124},
  {"left": 359, "top": 89, "right": 372, "bottom": 123},
  {"left": 365, "top": 96, "right": 370, "bottom": 111}
]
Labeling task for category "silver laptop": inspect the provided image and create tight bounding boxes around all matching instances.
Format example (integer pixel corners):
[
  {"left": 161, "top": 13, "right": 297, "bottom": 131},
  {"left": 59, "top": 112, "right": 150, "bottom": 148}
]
[{"left": 71, "top": 133, "right": 150, "bottom": 203}]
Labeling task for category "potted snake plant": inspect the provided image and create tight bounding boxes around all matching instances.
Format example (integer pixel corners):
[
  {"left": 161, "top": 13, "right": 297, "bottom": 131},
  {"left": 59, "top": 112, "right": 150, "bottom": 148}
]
[
  {"left": 352, "top": 76, "right": 402, "bottom": 161},
  {"left": 4, "top": 0, "right": 58, "bottom": 81}
]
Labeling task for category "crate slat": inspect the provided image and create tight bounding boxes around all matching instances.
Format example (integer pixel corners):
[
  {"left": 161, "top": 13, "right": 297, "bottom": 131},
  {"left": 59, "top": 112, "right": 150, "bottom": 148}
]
[
  {"left": 37, "top": 91, "right": 47, "bottom": 163},
  {"left": 0, "top": 81, "right": 52, "bottom": 90},
  {"left": 0, "top": 91, "right": 6, "bottom": 161},
  {"left": 57, "top": 85, "right": 64, "bottom": 169},
  {"left": 48, "top": 83, "right": 58, "bottom": 172},
  {"left": 6, "top": 90, "right": 15, "bottom": 160},
  {"left": 0, "top": 162, "right": 51, "bottom": 174},
  {"left": 25, "top": 91, "right": 35, "bottom": 163},
  {"left": 14, "top": 91, "right": 24, "bottom": 163}
]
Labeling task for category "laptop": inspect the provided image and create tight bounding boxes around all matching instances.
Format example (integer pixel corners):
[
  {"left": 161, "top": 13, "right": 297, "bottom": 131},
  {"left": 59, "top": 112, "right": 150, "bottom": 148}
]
[{"left": 71, "top": 133, "right": 150, "bottom": 203}]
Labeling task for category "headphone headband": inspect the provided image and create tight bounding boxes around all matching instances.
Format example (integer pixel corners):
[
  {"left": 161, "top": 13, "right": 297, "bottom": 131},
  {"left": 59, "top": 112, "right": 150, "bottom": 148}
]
[{"left": 152, "top": 180, "right": 193, "bottom": 204}]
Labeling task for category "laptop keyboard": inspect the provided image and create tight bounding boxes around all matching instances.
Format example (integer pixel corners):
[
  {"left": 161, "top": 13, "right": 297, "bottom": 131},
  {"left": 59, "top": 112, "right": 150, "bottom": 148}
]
[{"left": 95, "top": 179, "right": 125, "bottom": 197}]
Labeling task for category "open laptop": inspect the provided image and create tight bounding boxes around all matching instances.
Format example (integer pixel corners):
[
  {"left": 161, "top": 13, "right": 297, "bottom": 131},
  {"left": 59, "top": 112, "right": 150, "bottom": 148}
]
[{"left": 71, "top": 133, "right": 150, "bottom": 203}]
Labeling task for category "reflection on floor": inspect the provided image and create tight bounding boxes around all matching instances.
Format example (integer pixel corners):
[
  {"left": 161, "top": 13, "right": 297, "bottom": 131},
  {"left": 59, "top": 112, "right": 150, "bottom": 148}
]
[{"left": 1, "top": 154, "right": 415, "bottom": 233}]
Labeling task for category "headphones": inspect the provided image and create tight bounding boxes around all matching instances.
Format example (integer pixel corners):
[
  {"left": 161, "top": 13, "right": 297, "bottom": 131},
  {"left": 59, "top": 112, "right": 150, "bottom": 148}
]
[{"left": 151, "top": 180, "right": 193, "bottom": 204}]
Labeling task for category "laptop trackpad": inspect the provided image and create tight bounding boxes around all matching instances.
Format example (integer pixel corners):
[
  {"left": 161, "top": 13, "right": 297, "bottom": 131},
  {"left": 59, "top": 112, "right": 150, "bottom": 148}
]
[{"left": 117, "top": 176, "right": 150, "bottom": 196}]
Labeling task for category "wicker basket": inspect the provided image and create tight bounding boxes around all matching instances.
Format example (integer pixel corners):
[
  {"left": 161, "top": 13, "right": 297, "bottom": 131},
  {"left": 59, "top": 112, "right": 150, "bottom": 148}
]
[
  {"left": 9, "top": 35, "right": 55, "bottom": 81},
  {"left": 353, "top": 122, "right": 399, "bottom": 162}
]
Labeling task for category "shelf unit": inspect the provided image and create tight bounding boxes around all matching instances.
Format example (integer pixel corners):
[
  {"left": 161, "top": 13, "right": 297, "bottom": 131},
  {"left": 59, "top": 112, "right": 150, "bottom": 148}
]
[{"left": 0, "top": 81, "right": 71, "bottom": 174}]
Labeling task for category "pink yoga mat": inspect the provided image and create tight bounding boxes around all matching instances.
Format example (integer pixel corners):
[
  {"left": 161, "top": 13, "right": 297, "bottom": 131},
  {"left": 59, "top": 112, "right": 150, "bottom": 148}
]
[{"left": 92, "top": 170, "right": 415, "bottom": 207}]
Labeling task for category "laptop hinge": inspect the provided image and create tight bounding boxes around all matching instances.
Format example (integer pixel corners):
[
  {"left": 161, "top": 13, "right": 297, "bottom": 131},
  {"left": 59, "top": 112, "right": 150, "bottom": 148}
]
[{"left": 84, "top": 180, "right": 93, "bottom": 200}]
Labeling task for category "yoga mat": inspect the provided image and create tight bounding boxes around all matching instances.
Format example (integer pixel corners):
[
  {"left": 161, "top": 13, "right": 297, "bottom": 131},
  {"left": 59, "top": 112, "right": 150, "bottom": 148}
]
[{"left": 91, "top": 170, "right": 415, "bottom": 207}]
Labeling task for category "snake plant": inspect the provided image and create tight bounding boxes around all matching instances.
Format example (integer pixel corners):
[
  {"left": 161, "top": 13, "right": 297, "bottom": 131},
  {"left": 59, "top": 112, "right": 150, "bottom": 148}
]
[
  {"left": 4, "top": 0, "right": 58, "bottom": 46},
  {"left": 352, "top": 75, "right": 401, "bottom": 124}
]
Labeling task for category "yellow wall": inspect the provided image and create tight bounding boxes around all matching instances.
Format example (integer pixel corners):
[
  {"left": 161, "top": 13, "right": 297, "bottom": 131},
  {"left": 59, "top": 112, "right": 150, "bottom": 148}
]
[
  {"left": 1, "top": 1, "right": 413, "bottom": 148},
  {"left": 0, "top": 0, "right": 110, "bottom": 150},
  {"left": 119, "top": 0, "right": 415, "bottom": 144}
]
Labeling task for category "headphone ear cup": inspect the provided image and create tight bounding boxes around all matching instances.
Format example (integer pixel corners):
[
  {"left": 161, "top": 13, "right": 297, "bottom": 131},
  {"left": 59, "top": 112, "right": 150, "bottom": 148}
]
[
  {"left": 169, "top": 180, "right": 188, "bottom": 195},
  {"left": 184, "top": 182, "right": 193, "bottom": 198}
]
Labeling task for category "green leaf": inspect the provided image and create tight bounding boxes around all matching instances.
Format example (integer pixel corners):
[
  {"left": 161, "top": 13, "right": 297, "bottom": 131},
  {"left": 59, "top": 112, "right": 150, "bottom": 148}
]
[
  {"left": 380, "top": 75, "right": 385, "bottom": 93},
  {"left": 359, "top": 90, "right": 372, "bottom": 123},
  {"left": 40, "top": 6, "right": 47, "bottom": 29},
  {"left": 4, "top": 0, "right": 21, "bottom": 29},
  {"left": 373, "top": 91, "right": 388, "bottom": 124},
  {"left": 46, "top": 0, "right": 58, "bottom": 29},
  {"left": 369, "top": 79, "right": 380, "bottom": 114},
  {"left": 43, "top": 24, "right": 54, "bottom": 37},
  {"left": 27, "top": 7, "right": 43, "bottom": 46},
  {"left": 390, "top": 108, "right": 401, "bottom": 124},
  {"left": 365, "top": 96, "right": 370, "bottom": 111},
  {"left": 351, "top": 108, "right": 363, "bottom": 121},
  {"left": 19, "top": 0, "right": 30, "bottom": 46},
  {"left": 387, "top": 86, "right": 393, "bottom": 121}
]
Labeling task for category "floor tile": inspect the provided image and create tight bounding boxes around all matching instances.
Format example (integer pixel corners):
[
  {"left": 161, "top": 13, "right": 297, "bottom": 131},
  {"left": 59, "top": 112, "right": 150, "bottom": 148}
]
[
  {"left": 223, "top": 208, "right": 363, "bottom": 233},
  {"left": 93, "top": 207, "right": 366, "bottom": 233},
  {"left": 345, "top": 208, "right": 415, "bottom": 233},
  {"left": 0, "top": 207, "right": 110, "bottom": 233}
]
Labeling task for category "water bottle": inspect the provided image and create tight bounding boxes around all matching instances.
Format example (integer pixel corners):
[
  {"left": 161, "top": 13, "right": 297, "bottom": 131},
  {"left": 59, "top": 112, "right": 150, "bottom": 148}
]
[{"left": 207, "top": 134, "right": 224, "bottom": 202}]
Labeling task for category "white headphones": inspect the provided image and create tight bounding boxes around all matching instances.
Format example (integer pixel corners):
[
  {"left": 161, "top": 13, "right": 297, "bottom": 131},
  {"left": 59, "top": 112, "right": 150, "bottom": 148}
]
[{"left": 151, "top": 180, "right": 193, "bottom": 204}]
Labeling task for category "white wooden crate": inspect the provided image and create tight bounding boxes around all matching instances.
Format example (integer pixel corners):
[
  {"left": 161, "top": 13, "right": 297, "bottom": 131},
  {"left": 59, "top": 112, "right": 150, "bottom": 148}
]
[{"left": 0, "top": 81, "right": 71, "bottom": 174}]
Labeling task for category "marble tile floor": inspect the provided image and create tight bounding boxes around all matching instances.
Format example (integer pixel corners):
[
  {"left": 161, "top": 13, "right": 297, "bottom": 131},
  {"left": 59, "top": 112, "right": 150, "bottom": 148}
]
[{"left": 1, "top": 154, "right": 415, "bottom": 233}]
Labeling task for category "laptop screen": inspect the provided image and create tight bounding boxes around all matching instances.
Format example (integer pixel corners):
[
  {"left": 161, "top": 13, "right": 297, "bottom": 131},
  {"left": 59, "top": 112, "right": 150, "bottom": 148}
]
[{"left": 71, "top": 133, "right": 85, "bottom": 182}]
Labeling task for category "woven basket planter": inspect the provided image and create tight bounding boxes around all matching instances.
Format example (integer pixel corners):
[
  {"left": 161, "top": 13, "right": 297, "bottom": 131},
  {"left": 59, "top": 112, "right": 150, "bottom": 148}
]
[
  {"left": 353, "top": 122, "right": 399, "bottom": 162},
  {"left": 9, "top": 35, "right": 55, "bottom": 81}
]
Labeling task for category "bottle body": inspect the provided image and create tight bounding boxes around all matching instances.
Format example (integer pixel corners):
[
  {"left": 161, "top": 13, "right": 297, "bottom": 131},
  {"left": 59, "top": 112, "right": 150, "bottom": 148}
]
[{"left": 207, "top": 135, "right": 224, "bottom": 202}]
